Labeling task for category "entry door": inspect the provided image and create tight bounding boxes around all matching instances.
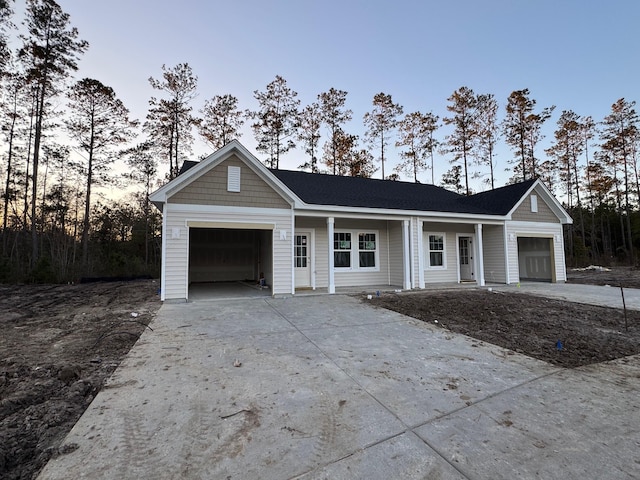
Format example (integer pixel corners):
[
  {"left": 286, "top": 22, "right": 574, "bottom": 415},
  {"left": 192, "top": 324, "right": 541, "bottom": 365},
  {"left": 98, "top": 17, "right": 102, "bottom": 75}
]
[
  {"left": 459, "top": 236, "right": 474, "bottom": 281},
  {"left": 294, "top": 232, "right": 311, "bottom": 288}
]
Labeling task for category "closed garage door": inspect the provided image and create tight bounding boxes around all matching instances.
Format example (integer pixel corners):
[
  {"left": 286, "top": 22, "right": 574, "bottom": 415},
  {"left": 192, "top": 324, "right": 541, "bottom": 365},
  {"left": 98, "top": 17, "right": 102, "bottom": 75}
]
[
  {"left": 188, "top": 228, "right": 272, "bottom": 284},
  {"left": 517, "top": 237, "right": 553, "bottom": 282}
]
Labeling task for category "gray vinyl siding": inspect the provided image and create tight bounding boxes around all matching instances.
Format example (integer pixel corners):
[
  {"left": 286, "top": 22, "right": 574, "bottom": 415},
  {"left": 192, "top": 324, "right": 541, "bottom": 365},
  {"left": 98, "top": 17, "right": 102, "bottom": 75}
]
[
  {"left": 506, "top": 221, "right": 566, "bottom": 283},
  {"left": 421, "top": 222, "right": 475, "bottom": 284},
  {"left": 388, "top": 220, "right": 404, "bottom": 287},
  {"left": 482, "top": 224, "right": 507, "bottom": 283},
  {"left": 511, "top": 187, "right": 560, "bottom": 223},
  {"left": 422, "top": 230, "right": 458, "bottom": 283},
  {"left": 162, "top": 205, "right": 293, "bottom": 300},
  {"left": 168, "top": 156, "right": 290, "bottom": 209}
]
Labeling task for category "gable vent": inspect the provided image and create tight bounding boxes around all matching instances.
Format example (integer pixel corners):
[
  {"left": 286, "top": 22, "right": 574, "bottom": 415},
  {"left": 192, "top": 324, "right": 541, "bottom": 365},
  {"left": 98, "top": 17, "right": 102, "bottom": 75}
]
[{"left": 227, "top": 166, "right": 241, "bottom": 192}]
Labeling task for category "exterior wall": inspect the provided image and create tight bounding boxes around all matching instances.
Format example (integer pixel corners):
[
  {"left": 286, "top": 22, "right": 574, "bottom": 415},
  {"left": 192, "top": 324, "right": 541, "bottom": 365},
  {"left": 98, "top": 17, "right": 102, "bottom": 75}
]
[
  {"left": 483, "top": 224, "right": 507, "bottom": 283},
  {"left": 511, "top": 187, "right": 559, "bottom": 223},
  {"left": 422, "top": 222, "right": 474, "bottom": 284},
  {"left": 388, "top": 220, "right": 404, "bottom": 287},
  {"left": 168, "top": 155, "right": 290, "bottom": 209},
  {"left": 162, "top": 203, "right": 293, "bottom": 300},
  {"left": 505, "top": 221, "right": 566, "bottom": 283},
  {"left": 295, "top": 217, "right": 396, "bottom": 288}
]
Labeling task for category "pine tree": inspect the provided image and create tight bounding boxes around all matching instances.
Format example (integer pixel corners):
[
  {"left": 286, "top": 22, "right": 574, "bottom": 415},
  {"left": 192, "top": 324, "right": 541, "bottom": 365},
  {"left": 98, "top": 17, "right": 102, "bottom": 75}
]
[
  {"left": 198, "top": 94, "right": 244, "bottom": 151},
  {"left": 247, "top": 75, "right": 300, "bottom": 169},
  {"left": 18, "top": 0, "right": 88, "bottom": 264},
  {"left": 145, "top": 63, "right": 198, "bottom": 179},
  {"left": 363, "top": 92, "right": 403, "bottom": 179},
  {"left": 443, "top": 87, "right": 478, "bottom": 196},
  {"left": 395, "top": 111, "right": 439, "bottom": 183},
  {"left": 66, "top": 78, "right": 136, "bottom": 267},
  {"left": 297, "top": 102, "right": 322, "bottom": 172},
  {"left": 318, "top": 88, "right": 352, "bottom": 174}
]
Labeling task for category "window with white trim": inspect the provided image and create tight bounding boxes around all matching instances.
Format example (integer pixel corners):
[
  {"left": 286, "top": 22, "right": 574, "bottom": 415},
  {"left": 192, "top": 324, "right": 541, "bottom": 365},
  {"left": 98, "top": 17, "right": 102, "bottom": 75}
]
[
  {"left": 358, "top": 233, "right": 376, "bottom": 268},
  {"left": 334, "top": 232, "right": 351, "bottom": 268},
  {"left": 426, "top": 233, "right": 446, "bottom": 269},
  {"left": 333, "top": 230, "right": 379, "bottom": 270},
  {"left": 530, "top": 194, "right": 538, "bottom": 212}
]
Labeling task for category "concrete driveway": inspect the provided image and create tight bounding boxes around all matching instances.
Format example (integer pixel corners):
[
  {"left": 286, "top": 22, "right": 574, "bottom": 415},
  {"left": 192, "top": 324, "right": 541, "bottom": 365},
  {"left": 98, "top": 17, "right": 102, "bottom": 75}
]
[{"left": 39, "top": 290, "right": 640, "bottom": 479}]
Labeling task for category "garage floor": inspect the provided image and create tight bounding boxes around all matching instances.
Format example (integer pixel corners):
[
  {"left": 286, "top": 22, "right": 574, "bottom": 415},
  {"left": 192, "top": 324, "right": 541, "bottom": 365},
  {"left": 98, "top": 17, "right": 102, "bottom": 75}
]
[
  {"left": 189, "top": 281, "right": 272, "bottom": 300},
  {"left": 38, "top": 290, "right": 640, "bottom": 479}
]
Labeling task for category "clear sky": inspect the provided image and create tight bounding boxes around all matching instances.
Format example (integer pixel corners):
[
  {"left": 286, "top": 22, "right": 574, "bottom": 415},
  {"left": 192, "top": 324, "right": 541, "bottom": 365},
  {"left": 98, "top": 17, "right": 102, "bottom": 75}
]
[{"left": 19, "top": 0, "right": 640, "bottom": 190}]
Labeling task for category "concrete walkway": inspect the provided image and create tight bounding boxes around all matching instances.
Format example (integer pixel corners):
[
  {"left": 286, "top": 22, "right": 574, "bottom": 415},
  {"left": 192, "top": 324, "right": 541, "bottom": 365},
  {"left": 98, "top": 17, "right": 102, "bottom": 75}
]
[{"left": 38, "top": 289, "right": 640, "bottom": 479}]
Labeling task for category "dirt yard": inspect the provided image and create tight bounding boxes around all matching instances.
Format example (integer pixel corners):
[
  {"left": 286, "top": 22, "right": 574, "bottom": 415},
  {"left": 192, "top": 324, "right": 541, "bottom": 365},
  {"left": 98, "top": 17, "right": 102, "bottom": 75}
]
[
  {"left": 0, "top": 280, "right": 160, "bottom": 480},
  {"left": 2, "top": 268, "right": 640, "bottom": 479}
]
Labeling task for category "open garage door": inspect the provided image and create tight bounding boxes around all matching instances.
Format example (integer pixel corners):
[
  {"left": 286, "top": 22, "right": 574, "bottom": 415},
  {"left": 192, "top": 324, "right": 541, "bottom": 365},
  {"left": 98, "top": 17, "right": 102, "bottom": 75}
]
[
  {"left": 517, "top": 237, "right": 553, "bottom": 282},
  {"left": 188, "top": 227, "right": 273, "bottom": 287}
]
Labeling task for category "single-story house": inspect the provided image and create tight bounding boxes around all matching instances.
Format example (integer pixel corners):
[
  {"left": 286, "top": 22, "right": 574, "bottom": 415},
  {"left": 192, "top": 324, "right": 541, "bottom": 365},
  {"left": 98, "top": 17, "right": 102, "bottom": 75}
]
[{"left": 149, "top": 140, "right": 572, "bottom": 301}]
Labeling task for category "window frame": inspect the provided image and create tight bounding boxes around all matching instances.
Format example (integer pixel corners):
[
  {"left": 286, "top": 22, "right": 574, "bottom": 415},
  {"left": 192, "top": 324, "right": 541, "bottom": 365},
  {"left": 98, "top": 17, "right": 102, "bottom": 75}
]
[
  {"left": 425, "top": 232, "right": 447, "bottom": 270},
  {"left": 333, "top": 229, "right": 380, "bottom": 272}
]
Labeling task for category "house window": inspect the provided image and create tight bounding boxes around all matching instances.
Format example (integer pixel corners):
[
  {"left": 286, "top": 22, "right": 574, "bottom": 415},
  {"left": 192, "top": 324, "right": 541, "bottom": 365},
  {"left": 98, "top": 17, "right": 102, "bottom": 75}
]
[
  {"left": 530, "top": 194, "right": 538, "bottom": 212},
  {"left": 333, "top": 230, "right": 379, "bottom": 270},
  {"left": 334, "top": 232, "right": 351, "bottom": 268},
  {"left": 358, "top": 233, "right": 376, "bottom": 268},
  {"left": 426, "top": 233, "right": 446, "bottom": 269}
]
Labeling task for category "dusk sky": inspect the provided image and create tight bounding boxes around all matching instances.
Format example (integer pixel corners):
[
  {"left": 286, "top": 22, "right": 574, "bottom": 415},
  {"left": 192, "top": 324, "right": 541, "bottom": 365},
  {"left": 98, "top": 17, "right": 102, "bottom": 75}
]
[{"left": 18, "top": 1, "right": 640, "bottom": 189}]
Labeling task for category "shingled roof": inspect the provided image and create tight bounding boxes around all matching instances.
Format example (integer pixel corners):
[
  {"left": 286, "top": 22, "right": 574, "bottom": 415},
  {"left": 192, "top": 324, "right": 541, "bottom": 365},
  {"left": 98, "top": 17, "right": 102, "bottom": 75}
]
[
  {"left": 178, "top": 159, "right": 536, "bottom": 216},
  {"left": 270, "top": 169, "right": 536, "bottom": 216}
]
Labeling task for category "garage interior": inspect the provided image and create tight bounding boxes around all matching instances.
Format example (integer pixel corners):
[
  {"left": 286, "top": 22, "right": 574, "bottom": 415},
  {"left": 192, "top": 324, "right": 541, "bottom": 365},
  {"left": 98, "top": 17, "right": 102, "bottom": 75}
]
[
  {"left": 517, "top": 236, "right": 554, "bottom": 282},
  {"left": 188, "top": 227, "right": 273, "bottom": 297}
]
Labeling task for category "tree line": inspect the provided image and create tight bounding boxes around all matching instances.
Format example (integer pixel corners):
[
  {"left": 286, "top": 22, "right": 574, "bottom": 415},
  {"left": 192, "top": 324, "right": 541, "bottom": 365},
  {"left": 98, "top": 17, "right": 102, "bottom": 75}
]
[{"left": 1, "top": 0, "right": 638, "bottom": 283}]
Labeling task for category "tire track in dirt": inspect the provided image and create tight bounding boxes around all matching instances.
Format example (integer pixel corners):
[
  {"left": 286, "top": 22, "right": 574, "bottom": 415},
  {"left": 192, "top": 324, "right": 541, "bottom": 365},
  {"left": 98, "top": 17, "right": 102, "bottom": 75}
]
[{"left": 177, "top": 393, "right": 220, "bottom": 478}]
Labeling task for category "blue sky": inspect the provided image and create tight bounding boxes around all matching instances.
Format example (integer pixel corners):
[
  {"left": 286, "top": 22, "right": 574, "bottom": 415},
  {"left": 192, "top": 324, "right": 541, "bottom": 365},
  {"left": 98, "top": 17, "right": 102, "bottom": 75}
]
[{"left": 26, "top": 1, "right": 640, "bottom": 189}]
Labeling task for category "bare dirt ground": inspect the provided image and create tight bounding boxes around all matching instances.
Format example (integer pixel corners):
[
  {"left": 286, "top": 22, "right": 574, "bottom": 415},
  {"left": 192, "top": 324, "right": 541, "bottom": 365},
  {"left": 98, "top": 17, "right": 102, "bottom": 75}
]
[
  {"left": 371, "top": 267, "right": 640, "bottom": 370},
  {"left": 0, "top": 280, "right": 160, "bottom": 480}
]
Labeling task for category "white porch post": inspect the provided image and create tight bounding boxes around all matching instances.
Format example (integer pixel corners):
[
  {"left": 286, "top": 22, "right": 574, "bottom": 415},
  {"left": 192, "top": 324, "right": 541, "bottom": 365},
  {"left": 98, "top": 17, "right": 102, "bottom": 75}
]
[
  {"left": 417, "top": 219, "right": 425, "bottom": 288},
  {"left": 475, "top": 223, "right": 485, "bottom": 286},
  {"left": 327, "top": 217, "right": 335, "bottom": 294},
  {"left": 402, "top": 220, "right": 411, "bottom": 289}
]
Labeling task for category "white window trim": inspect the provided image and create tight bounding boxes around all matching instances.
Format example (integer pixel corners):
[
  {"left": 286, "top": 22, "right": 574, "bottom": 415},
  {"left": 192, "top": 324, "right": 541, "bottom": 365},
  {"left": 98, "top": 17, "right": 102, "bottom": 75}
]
[
  {"left": 530, "top": 194, "right": 538, "bottom": 213},
  {"left": 425, "top": 232, "right": 447, "bottom": 270},
  {"left": 333, "top": 229, "right": 380, "bottom": 272}
]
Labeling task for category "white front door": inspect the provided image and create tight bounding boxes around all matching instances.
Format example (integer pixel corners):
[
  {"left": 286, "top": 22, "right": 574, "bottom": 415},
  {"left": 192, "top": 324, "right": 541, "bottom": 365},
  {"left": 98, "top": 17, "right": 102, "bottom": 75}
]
[
  {"left": 459, "top": 236, "right": 474, "bottom": 281},
  {"left": 294, "top": 232, "right": 311, "bottom": 288}
]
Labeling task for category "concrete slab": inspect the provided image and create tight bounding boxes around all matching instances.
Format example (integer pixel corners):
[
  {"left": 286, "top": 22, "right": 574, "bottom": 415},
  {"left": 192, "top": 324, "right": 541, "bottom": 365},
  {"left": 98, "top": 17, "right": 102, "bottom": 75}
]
[
  {"left": 38, "top": 290, "right": 640, "bottom": 480},
  {"left": 416, "top": 359, "right": 640, "bottom": 479},
  {"left": 495, "top": 282, "right": 640, "bottom": 311}
]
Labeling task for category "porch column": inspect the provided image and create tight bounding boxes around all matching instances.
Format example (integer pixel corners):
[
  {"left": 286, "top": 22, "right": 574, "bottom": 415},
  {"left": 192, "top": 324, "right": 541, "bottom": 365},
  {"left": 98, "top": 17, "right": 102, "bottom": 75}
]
[
  {"left": 402, "top": 220, "right": 411, "bottom": 289},
  {"left": 417, "top": 219, "right": 425, "bottom": 288},
  {"left": 475, "top": 223, "right": 485, "bottom": 286},
  {"left": 327, "top": 217, "right": 335, "bottom": 294}
]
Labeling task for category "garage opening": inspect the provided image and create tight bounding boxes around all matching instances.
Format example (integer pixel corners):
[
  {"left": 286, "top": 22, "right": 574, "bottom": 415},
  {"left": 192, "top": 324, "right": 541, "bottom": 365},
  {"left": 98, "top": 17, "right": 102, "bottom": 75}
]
[
  {"left": 188, "top": 227, "right": 273, "bottom": 297},
  {"left": 517, "top": 237, "right": 554, "bottom": 282}
]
